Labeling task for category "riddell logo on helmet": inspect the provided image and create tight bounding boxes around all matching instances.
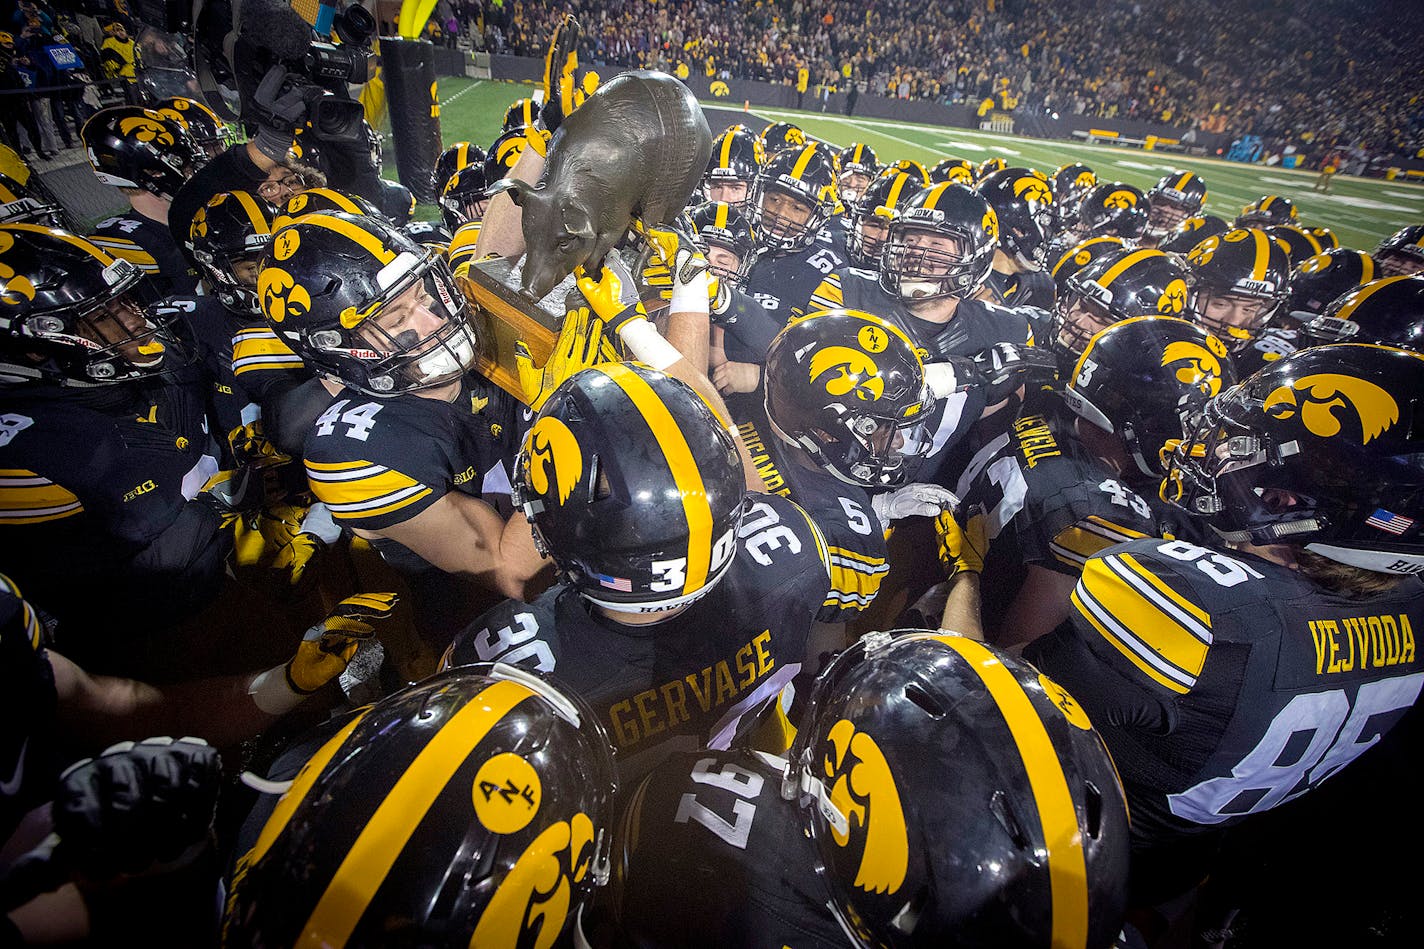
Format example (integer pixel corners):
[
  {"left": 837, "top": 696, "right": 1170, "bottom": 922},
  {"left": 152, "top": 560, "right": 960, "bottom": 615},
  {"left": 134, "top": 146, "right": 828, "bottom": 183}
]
[{"left": 1262, "top": 374, "right": 1399, "bottom": 444}]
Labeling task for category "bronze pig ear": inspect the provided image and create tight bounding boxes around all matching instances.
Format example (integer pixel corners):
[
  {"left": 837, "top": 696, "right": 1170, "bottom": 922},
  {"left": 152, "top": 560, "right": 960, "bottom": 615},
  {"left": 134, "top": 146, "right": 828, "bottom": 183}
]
[
  {"left": 559, "top": 200, "right": 597, "bottom": 241},
  {"left": 487, "top": 177, "right": 539, "bottom": 207}
]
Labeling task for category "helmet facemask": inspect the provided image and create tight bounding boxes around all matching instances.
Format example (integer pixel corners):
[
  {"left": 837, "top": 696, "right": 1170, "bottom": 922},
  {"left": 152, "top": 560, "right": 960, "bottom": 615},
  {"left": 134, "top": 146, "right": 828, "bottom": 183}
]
[
  {"left": 880, "top": 223, "right": 988, "bottom": 302},
  {"left": 1144, "top": 194, "right": 1194, "bottom": 242},
  {"left": 847, "top": 207, "right": 892, "bottom": 269},
  {"left": 315, "top": 250, "right": 481, "bottom": 394},
  {"left": 1196, "top": 287, "right": 1280, "bottom": 350},
  {"left": 751, "top": 180, "right": 826, "bottom": 255}
]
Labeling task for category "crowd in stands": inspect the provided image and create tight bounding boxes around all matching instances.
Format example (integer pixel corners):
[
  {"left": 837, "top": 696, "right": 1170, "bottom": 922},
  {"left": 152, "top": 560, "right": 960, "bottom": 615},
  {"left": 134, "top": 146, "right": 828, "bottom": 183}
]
[{"left": 479, "top": 0, "right": 1424, "bottom": 161}]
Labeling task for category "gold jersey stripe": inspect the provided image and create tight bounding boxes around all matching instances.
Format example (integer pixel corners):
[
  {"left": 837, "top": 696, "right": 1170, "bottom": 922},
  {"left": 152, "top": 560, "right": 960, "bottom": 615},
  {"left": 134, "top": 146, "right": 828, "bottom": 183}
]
[
  {"left": 301, "top": 680, "right": 536, "bottom": 946},
  {"left": 932, "top": 634, "right": 1090, "bottom": 948}
]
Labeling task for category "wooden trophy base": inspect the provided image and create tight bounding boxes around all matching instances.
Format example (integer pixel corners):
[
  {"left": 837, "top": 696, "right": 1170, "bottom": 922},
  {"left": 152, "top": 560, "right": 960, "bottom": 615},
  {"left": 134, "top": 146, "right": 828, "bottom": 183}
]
[{"left": 456, "top": 256, "right": 568, "bottom": 404}]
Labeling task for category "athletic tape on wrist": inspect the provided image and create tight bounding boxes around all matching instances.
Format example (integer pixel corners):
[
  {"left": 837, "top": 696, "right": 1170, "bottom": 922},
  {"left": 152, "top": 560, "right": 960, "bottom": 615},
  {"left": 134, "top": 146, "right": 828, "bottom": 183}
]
[{"left": 618, "top": 317, "right": 682, "bottom": 371}]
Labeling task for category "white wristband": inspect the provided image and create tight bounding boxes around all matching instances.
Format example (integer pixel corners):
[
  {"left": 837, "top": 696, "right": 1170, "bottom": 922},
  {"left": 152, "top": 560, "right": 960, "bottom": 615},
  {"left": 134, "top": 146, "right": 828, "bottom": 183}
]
[
  {"left": 669, "top": 268, "right": 710, "bottom": 317},
  {"left": 248, "top": 665, "right": 306, "bottom": 715},
  {"left": 924, "top": 361, "right": 959, "bottom": 399},
  {"left": 619, "top": 317, "right": 683, "bottom": 371}
]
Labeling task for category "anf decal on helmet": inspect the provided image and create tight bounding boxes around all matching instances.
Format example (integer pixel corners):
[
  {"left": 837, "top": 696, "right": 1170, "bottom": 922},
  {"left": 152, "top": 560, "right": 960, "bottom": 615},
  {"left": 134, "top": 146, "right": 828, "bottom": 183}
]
[
  {"left": 820, "top": 719, "right": 908, "bottom": 895},
  {"left": 526, "top": 416, "right": 583, "bottom": 506},
  {"left": 1262, "top": 374, "right": 1399, "bottom": 444}
]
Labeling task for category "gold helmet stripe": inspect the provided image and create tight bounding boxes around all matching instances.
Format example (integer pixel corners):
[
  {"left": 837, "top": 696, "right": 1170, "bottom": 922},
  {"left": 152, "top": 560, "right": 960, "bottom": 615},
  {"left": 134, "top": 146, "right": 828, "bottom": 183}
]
[
  {"left": 790, "top": 143, "right": 818, "bottom": 180},
  {"left": 456, "top": 141, "right": 469, "bottom": 169},
  {"left": 0, "top": 180, "right": 16, "bottom": 203},
  {"left": 232, "top": 190, "right": 274, "bottom": 236},
  {"left": 1174, "top": 172, "right": 1193, "bottom": 192},
  {"left": 301, "top": 679, "right": 539, "bottom": 946},
  {"left": 246, "top": 710, "right": 371, "bottom": 870},
  {"left": 1360, "top": 254, "right": 1376, "bottom": 283},
  {"left": 718, "top": 130, "right": 735, "bottom": 169},
  {"left": 302, "top": 213, "right": 398, "bottom": 265},
  {"left": 306, "top": 189, "right": 367, "bottom": 216},
  {"left": 932, "top": 634, "right": 1090, "bottom": 948},
  {"left": 597, "top": 363, "right": 714, "bottom": 595},
  {"left": 1251, "top": 228, "right": 1271, "bottom": 282},
  {"left": 884, "top": 172, "right": 910, "bottom": 210},
  {"left": 4, "top": 222, "right": 117, "bottom": 264},
  {"left": 1099, "top": 248, "right": 1164, "bottom": 287},
  {"left": 1332, "top": 274, "right": 1415, "bottom": 322}
]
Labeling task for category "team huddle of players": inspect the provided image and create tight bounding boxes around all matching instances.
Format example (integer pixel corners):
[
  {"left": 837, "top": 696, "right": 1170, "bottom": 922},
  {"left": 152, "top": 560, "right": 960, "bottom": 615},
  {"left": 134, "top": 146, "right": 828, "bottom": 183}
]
[{"left": 0, "top": 74, "right": 1422, "bottom": 948}]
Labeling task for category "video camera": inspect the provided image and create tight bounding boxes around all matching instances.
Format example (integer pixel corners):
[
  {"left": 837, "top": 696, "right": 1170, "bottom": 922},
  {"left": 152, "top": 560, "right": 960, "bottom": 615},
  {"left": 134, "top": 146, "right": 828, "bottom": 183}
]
[{"left": 232, "top": 0, "right": 378, "bottom": 144}]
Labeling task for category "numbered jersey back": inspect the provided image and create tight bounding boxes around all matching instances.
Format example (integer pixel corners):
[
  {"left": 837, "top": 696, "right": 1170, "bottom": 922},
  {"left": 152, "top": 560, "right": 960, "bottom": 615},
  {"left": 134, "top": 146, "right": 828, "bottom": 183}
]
[
  {"left": 605, "top": 748, "right": 847, "bottom": 948},
  {"left": 1028, "top": 536, "right": 1424, "bottom": 844},
  {"left": 744, "top": 235, "right": 846, "bottom": 322}
]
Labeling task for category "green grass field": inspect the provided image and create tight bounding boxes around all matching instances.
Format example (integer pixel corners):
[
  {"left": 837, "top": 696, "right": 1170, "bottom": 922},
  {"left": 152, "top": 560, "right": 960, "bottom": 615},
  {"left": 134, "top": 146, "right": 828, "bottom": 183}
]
[{"left": 419, "top": 76, "right": 1424, "bottom": 251}]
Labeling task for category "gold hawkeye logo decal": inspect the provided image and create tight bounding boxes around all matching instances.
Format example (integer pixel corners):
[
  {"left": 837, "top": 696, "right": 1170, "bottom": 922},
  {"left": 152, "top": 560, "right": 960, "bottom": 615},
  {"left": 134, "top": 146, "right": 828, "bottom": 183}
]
[
  {"left": 526, "top": 416, "right": 582, "bottom": 505},
  {"left": 1263, "top": 373, "right": 1398, "bottom": 444},
  {"left": 822, "top": 719, "right": 908, "bottom": 895}
]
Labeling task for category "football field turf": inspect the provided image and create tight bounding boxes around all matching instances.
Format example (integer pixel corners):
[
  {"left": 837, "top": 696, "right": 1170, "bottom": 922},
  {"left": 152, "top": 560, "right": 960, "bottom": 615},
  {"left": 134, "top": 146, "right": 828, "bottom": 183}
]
[{"left": 424, "top": 77, "right": 1424, "bottom": 252}]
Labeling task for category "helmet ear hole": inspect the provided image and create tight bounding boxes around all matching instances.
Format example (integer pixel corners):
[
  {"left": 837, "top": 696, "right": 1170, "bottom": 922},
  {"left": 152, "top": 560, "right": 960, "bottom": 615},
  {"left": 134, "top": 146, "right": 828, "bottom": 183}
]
[
  {"left": 989, "top": 788, "right": 1031, "bottom": 850},
  {"left": 593, "top": 458, "right": 611, "bottom": 500},
  {"left": 1084, "top": 780, "right": 1105, "bottom": 840},
  {"left": 903, "top": 682, "right": 946, "bottom": 719}
]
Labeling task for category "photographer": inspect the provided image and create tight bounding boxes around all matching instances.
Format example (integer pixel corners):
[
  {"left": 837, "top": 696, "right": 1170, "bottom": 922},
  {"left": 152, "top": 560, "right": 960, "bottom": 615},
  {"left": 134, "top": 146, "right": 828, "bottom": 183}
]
[{"left": 170, "top": 0, "right": 382, "bottom": 267}]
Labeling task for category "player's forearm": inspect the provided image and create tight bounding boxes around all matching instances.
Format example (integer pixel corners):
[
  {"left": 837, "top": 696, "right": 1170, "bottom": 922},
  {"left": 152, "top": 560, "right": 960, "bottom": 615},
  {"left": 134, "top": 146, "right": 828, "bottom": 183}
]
[
  {"left": 939, "top": 572, "right": 984, "bottom": 641},
  {"left": 475, "top": 147, "right": 545, "bottom": 261}
]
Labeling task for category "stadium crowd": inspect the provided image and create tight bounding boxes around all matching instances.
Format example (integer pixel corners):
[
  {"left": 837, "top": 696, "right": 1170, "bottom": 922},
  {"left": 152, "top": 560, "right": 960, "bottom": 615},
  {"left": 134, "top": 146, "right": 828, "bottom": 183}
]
[
  {"left": 483, "top": 0, "right": 1424, "bottom": 162},
  {"left": 2, "top": 4, "right": 1424, "bottom": 948}
]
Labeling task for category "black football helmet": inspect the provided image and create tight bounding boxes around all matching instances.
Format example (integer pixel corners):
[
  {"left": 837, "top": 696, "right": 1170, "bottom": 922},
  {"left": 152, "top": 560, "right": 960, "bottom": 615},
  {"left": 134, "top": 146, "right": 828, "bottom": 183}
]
[
  {"left": 847, "top": 171, "right": 920, "bottom": 269},
  {"left": 749, "top": 143, "right": 838, "bottom": 255},
  {"left": 1236, "top": 195, "right": 1298, "bottom": 228},
  {"left": 757, "top": 121, "right": 806, "bottom": 159},
  {"left": 1265, "top": 224, "right": 1325, "bottom": 269},
  {"left": 432, "top": 140, "right": 486, "bottom": 200},
  {"left": 1163, "top": 344, "right": 1424, "bottom": 574},
  {"left": 687, "top": 201, "right": 756, "bottom": 288},
  {"left": 378, "top": 179, "right": 415, "bottom": 227},
  {"left": 152, "top": 96, "right": 235, "bottom": 158},
  {"left": 1051, "top": 247, "right": 1196, "bottom": 366},
  {"left": 1184, "top": 227, "right": 1290, "bottom": 349},
  {"left": 273, "top": 187, "right": 380, "bottom": 230},
  {"left": 882, "top": 159, "right": 931, "bottom": 187},
  {"left": 782, "top": 629, "right": 1130, "bottom": 948},
  {"left": 879, "top": 182, "right": 999, "bottom": 301},
  {"left": 1050, "top": 163, "right": 1097, "bottom": 234},
  {"left": 764, "top": 309, "right": 936, "bottom": 487},
  {"left": 1374, "top": 224, "right": 1424, "bottom": 278},
  {"left": 704, "top": 126, "right": 761, "bottom": 210},
  {"left": 975, "top": 155, "right": 1008, "bottom": 182},
  {"left": 287, "top": 124, "right": 323, "bottom": 170},
  {"left": 439, "top": 164, "right": 492, "bottom": 231},
  {"left": 929, "top": 157, "right": 976, "bottom": 186},
  {"left": 513, "top": 363, "right": 747, "bottom": 614},
  {"left": 188, "top": 190, "right": 277, "bottom": 315},
  {"left": 484, "top": 126, "right": 535, "bottom": 183},
  {"left": 977, "top": 167, "right": 1055, "bottom": 271},
  {"left": 1077, "top": 182, "right": 1149, "bottom": 242},
  {"left": 404, "top": 219, "right": 453, "bottom": 251},
  {"left": 80, "top": 106, "right": 202, "bottom": 202},
  {"left": 1063, "top": 316, "right": 1236, "bottom": 478},
  {"left": 502, "top": 96, "right": 541, "bottom": 131},
  {"left": 1285, "top": 248, "right": 1378, "bottom": 320},
  {"left": 1305, "top": 225, "right": 1338, "bottom": 251},
  {"left": 1307, "top": 275, "right": 1424, "bottom": 352},
  {"left": 224, "top": 664, "right": 618, "bottom": 949},
  {"left": 1157, "top": 214, "right": 1230, "bottom": 254},
  {"left": 1143, "top": 171, "right": 1207, "bottom": 244},
  {"left": 0, "top": 171, "right": 64, "bottom": 227},
  {"left": 1050, "top": 236, "right": 1124, "bottom": 298},
  {"left": 836, "top": 142, "right": 880, "bottom": 205},
  {"left": 257, "top": 211, "right": 482, "bottom": 396},
  {"left": 0, "top": 223, "right": 181, "bottom": 385}
]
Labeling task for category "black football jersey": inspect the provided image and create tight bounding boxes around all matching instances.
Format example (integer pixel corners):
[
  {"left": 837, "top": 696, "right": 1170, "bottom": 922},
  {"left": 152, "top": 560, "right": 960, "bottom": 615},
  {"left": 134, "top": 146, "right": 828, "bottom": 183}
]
[
  {"left": 954, "top": 388, "right": 1158, "bottom": 635},
  {"left": 744, "top": 233, "right": 846, "bottom": 322},
  {"left": 154, "top": 295, "right": 259, "bottom": 457},
  {"left": 1025, "top": 537, "right": 1424, "bottom": 847},
  {"left": 442, "top": 492, "right": 836, "bottom": 784},
  {"left": 732, "top": 406, "right": 889, "bottom": 620},
  {"left": 302, "top": 375, "right": 522, "bottom": 565},
  {"left": 89, "top": 210, "right": 200, "bottom": 296},
  {"left": 985, "top": 267, "right": 1056, "bottom": 310},
  {"left": 0, "top": 371, "right": 229, "bottom": 648},
  {"left": 820, "top": 216, "right": 852, "bottom": 259},
  {"left": 597, "top": 747, "right": 846, "bottom": 948},
  {"left": 0, "top": 581, "right": 58, "bottom": 844},
  {"left": 1231, "top": 326, "right": 1299, "bottom": 378}
]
